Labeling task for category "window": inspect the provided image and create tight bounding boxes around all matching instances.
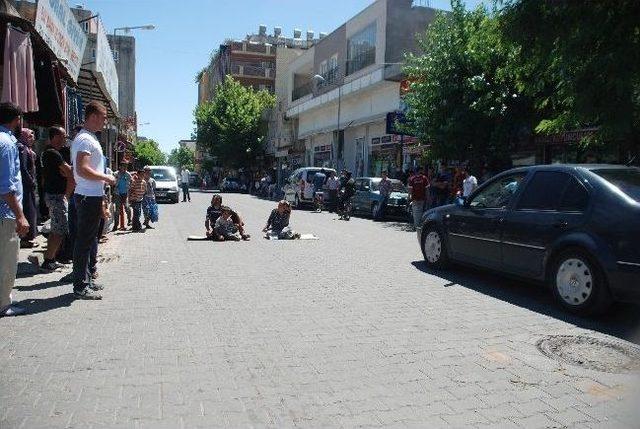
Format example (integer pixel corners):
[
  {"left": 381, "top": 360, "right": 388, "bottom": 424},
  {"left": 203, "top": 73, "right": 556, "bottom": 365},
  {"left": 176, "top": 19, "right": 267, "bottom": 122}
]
[
  {"left": 559, "top": 178, "right": 590, "bottom": 212},
  {"left": 81, "top": 22, "right": 89, "bottom": 33},
  {"left": 347, "top": 22, "right": 376, "bottom": 75},
  {"left": 593, "top": 168, "right": 640, "bottom": 203},
  {"left": 319, "top": 60, "right": 328, "bottom": 77},
  {"left": 517, "top": 172, "right": 571, "bottom": 211},
  {"left": 327, "top": 54, "right": 339, "bottom": 83},
  {"left": 470, "top": 173, "right": 527, "bottom": 209}
]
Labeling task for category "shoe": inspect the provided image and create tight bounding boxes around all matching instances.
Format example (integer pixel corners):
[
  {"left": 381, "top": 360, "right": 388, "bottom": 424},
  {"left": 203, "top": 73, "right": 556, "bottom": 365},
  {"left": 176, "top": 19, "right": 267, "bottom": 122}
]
[
  {"left": 89, "top": 282, "right": 104, "bottom": 291},
  {"left": 56, "top": 258, "right": 72, "bottom": 265},
  {"left": 293, "top": 233, "right": 301, "bottom": 239},
  {"left": 111, "top": 227, "right": 118, "bottom": 232},
  {"left": 90, "top": 271, "right": 99, "bottom": 280},
  {"left": 41, "top": 260, "right": 65, "bottom": 272},
  {"left": 73, "top": 287, "right": 102, "bottom": 300},
  {"left": 241, "top": 234, "right": 251, "bottom": 241},
  {"left": 0, "top": 304, "right": 26, "bottom": 317},
  {"left": 127, "top": 220, "right": 132, "bottom": 226}
]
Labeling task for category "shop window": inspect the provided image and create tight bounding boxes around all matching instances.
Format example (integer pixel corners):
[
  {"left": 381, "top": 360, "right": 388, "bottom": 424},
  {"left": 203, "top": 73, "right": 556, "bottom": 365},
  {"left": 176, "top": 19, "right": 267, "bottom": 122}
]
[{"left": 347, "top": 22, "right": 376, "bottom": 75}]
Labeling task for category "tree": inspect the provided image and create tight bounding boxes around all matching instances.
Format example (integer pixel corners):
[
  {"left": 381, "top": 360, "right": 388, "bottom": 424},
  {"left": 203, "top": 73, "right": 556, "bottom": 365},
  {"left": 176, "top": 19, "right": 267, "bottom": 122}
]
[
  {"left": 500, "top": 0, "right": 640, "bottom": 158},
  {"left": 193, "top": 76, "right": 276, "bottom": 169},
  {"left": 403, "top": 0, "right": 536, "bottom": 168},
  {"left": 133, "top": 138, "right": 166, "bottom": 166},
  {"left": 167, "top": 146, "right": 195, "bottom": 170}
]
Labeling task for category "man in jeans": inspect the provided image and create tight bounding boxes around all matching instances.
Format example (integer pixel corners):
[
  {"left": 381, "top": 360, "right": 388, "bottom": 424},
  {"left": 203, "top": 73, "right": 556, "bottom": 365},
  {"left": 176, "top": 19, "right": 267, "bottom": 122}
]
[
  {"left": 71, "top": 101, "right": 115, "bottom": 300},
  {"left": 408, "top": 166, "right": 429, "bottom": 229},
  {"left": 180, "top": 167, "right": 191, "bottom": 202},
  {"left": 40, "top": 126, "right": 74, "bottom": 271},
  {"left": 128, "top": 167, "right": 147, "bottom": 231},
  {"left": 375, "top": 170, "right": 392, "bottom": 221},
  {"left": 112, "top": 163, "right": 132, "bottom": 231},
  {"left": 0, "top": 102, "right": 28, "bottom": 316}
]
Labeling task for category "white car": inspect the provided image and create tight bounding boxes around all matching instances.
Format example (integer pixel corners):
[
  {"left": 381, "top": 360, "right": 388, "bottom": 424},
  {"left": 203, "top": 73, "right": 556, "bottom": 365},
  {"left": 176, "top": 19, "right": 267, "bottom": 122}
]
[
  {"left": 147, "top": 165, "right": 180, "bottom": 203},
  {"left": 283, "top": 167, "right": 337, "bottom": 208}
]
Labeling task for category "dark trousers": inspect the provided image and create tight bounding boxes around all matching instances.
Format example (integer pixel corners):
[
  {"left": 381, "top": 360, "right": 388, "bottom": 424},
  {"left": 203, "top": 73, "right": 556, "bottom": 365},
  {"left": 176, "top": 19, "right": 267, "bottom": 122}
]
[
  {"left": 131, "top": 201, "right": 142, "bottom": 229},
  {"left": 181, "top": 183, "right": 190, "bottom": 201},
  {"left": 72, "top": 195, "right": 103, "bottom": 291},
  {"left": 57, "top": 195, "right": 76, "bottom": 261},
  {"left": 22, "top": 187, "right": 37, "bottom": 240},
  {"left": 375, "top": 196, "right": 389, "bottom": 221},
  {"left": 328, "top": 190, "right": 338, "bottom": 212}
]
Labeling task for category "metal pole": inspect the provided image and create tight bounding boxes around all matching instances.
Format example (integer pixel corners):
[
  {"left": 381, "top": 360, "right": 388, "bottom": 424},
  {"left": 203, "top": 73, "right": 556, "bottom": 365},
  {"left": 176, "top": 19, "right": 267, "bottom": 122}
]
[
  {"left": 336, "top": 83, "right": 341, "bottom": 169},
  {"left": 113, "top": 28, "right": 119, "bottom": 169}
]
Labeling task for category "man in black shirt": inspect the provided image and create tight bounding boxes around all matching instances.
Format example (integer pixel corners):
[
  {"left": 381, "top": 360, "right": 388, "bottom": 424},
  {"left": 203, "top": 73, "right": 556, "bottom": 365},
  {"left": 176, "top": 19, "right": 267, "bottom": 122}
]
[{"left": 41, "top": 126, "right": 74, "bottom": 271}]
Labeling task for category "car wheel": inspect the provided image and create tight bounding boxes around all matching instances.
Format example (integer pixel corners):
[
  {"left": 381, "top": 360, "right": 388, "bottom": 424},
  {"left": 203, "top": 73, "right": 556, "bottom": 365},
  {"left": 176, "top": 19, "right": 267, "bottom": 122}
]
[
  {"left": 421, "top": 224, "right": 449, "bottom": 269},
  {"left": 550, "top": 248, "right": 611, "bottom": 316}
]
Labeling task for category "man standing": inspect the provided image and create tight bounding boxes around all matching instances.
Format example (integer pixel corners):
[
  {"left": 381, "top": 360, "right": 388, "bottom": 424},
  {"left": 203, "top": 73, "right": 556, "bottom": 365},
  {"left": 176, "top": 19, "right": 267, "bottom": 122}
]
[
  {"left": 40, "top": 126, "right": 74, "bottom": 271},
  {"left": 71, "top": 101, "right": 115, "bottom": 299},
  {"left": 408, "top": 166, "right": 429, "bottom": 229},
  {"left": 180, "top": 167, "right": 191, "bottom": 202},
  {"left": 376, "top": 170, "right": 392, "bottom": 221},
  {"left": 143, "top": 167, "right": 156, "bottom": 229},
  {"left": 112, "top": 163, "right": 132, "bottom": 231},
  {"left": 128, "top": 167, "right": 147, "bottom": 231},
  {"left": 0, "top": 102, "right": 28, "bottom": 316},
  {"left": 325, "top": 171, "right": 340, "bottom": 213},
  {"left": 462, "top": 168, "right": 478, "bottom": 198},
  {"left": 17, "top": 128, "right": 37, "bottom": 247}
]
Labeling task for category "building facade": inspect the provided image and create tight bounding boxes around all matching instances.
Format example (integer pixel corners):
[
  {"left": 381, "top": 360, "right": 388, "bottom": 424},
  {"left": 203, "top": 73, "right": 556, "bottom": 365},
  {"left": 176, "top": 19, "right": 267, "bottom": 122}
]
[
  {"left": 107, "top": 34, "right": 136, "bottom": 119},
  {"left": 285, "top": 0, "right": 436, "bottom": 177}
]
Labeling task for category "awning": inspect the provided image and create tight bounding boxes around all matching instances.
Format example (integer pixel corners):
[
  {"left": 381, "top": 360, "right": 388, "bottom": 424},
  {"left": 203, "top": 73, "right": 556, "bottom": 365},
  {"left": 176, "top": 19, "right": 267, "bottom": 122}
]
[{"left": 77, "top": 68, "right": 118, "bottom": 119}]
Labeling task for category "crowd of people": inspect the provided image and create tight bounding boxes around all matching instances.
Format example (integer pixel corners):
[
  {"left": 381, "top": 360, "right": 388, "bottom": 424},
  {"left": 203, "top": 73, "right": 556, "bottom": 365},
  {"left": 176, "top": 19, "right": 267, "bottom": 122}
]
[{"left": 0, "top": 100, "right": 160, "bottom": 317}]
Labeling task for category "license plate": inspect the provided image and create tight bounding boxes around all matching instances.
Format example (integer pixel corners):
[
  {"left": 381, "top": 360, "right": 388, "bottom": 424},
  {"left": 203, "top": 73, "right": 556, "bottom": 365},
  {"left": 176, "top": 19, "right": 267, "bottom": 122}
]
[{"left": 156, "top": 192, "right": 167, "bottom": 197}]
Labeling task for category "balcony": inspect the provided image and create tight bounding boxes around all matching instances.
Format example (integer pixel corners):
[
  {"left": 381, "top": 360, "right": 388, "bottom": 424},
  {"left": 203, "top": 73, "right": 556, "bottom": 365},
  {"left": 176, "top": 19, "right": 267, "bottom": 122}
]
[
  {"left": 292, "top": 82, "right": 313, "bottom": 101},
  {"left": 230, "top": 42, "right": 275, "bottom": 56},
  {"left": 231, "top": 65, "right": 274, "bottom": 79}
]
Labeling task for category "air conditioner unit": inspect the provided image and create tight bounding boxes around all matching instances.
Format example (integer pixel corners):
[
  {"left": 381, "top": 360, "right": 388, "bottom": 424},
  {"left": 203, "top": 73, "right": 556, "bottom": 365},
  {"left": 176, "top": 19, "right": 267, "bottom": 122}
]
[
  {"left": 274, "top": 27, "right": 282, "bottom": 37},
  {"left": 307, "top": 30, "right": 314, "bottom": 41},
  {"left": 293, "top": 29, "right": 302, "bottom": 39},
  {"left": 259, "top": 25, "right": 267, "bottom": 36}
]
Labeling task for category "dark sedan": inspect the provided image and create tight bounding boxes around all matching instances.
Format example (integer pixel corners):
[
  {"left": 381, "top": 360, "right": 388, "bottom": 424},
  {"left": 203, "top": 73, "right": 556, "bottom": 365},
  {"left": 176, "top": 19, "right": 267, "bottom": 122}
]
[
  {"left": 418, "top": 164, "right": 640, "bottom": 315},
  {"left": 351, "top": 177, "right": 411, "bottom": 219}
]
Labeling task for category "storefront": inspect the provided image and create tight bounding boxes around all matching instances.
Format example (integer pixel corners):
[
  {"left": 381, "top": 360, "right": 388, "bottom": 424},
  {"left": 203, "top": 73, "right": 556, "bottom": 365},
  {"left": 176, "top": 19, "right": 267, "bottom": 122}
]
[
  {"left": 313, "top": 144, "right": 332, "bottom": 167},
  {"left": 369, "top": 135, "right": 401, "bottom": 177}
]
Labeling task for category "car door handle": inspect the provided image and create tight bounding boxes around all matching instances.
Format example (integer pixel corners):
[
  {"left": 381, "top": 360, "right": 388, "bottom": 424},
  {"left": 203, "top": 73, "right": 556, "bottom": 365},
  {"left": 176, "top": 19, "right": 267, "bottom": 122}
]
[{"left": 553, "top": 220, "right": 568, "bottom": 228}]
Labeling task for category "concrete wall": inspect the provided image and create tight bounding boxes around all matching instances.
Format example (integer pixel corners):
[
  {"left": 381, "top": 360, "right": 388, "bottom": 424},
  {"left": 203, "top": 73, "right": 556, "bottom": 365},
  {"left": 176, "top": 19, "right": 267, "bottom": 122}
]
[
  {"left": 385, "top": 0, "right": 437, "bottom": 65},
  {"left": 313, "top": 24, "right": 346, "bottom": 95},
  {"left": 344, "top": 0, "right": 387, "bottom": 83},
  {"left": 108, "top": 35, "right": 136, "bottom": 119}
]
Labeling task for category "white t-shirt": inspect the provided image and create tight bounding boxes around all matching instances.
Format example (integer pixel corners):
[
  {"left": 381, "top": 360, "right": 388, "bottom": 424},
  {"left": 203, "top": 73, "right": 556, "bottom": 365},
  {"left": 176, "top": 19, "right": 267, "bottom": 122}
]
[
  {"left": 181, "top": 169, "right": 190, "bottom": 184},
  {"left": 71, "top": 129, "right": 105, "bottom": 197},
  {"left": 463, "top": 175, "right": 478, "bottom": 197}
]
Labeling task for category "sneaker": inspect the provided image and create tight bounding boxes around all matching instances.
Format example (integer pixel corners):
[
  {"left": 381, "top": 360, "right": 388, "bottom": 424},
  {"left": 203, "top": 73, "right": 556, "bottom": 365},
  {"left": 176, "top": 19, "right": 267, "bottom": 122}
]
[
  {"left": 41, "top": 260, "right": 65, "bottom": 272},
  {"left": 56, "top": 258, "right": 72, "bottom": 265},
  {"left": 73, "top": 288, "right": 102, "bottom": 300},
  {"left": 88, "top": 282, "right": 104, "bottom": 291},
  {"left": 241, "top": 234, "right": 251, "bottom": 241},
  {"left": 0, "top": 304, "right": 26, "bottom": 317}
]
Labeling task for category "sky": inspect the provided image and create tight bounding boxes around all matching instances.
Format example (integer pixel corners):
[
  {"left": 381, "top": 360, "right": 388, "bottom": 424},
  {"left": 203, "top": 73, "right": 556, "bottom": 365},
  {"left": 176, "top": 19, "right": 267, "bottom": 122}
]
[{"left": 80, "top": 0, "right": 483, "bottom": 154}]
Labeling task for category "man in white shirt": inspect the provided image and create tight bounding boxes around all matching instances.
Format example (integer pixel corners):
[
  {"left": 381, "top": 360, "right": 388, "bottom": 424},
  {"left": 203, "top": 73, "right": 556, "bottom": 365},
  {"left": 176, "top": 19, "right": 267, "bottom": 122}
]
[
  {"left": 71, "top": 101, "right": 115, "bottom": 300},
  {"left": 180, "top": 167, "right": 191, "bottom": 202},
  {"left": 462, "top": 168, "right": 478, "bottom": 198}
]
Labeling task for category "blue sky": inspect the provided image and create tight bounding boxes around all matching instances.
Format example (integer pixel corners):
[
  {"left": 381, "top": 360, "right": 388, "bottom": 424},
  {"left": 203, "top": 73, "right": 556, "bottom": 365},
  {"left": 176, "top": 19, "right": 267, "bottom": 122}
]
[{"left": 80, "top": 0, "right": 483, "bottom": 154}]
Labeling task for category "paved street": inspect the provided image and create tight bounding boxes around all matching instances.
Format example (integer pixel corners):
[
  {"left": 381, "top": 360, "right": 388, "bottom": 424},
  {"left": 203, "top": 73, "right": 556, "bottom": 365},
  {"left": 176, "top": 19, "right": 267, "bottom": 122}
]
[{"left": 2, "top": 191, "right": 639, "bottom": 428}]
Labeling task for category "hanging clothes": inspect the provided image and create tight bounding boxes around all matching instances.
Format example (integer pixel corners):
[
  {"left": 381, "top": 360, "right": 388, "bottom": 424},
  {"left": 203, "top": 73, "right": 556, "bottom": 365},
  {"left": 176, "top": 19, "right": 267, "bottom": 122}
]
[
  {"left": 2, "top": 26, "right": 38, "bottom": 112},
  {"left": 24, "top": 56, "right": 64, "bottom": 125}
]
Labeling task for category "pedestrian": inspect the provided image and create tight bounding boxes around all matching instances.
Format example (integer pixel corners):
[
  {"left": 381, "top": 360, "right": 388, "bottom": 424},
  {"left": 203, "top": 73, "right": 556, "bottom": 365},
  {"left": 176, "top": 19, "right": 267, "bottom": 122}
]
[
  {"left": 214, "top": 206, "right": 242, "bottom": 241},
  {"left": 17, "top": 127, "right": 37, "bottom": 247},
  {"left": 263, "top": 200, "right": 299, "bottom": 239},
  {"left": 128, "top": 167, "right": 147, "bottom": 231},
  {"left": 462, "top": 168, "right": 478, "bottom": 198},
  {"left": 112, "top": 163, "right": 132, "bottom": 231},
  {"left": 313, "top": 168, "right": 327, "bottom": 195},
  {"left": 376, "top": 170, "right": 392, "bottom": 221},
  {"left": 325, "top": 171, "right": 340, "bottom": 212},
  {"left": 180, "top": 166, "right": 191, "bottom": 202},
  {"left": 0, "top": 102, "right": 28, "bottom": 316},
  {"left": 70, "top": 101, "right": 115, "bottom": 299},
  {"left": 143, "top": 166, "right": 156, "bottom": 229},
  {"left": 40, "top": 126, "right": 74, "bottom": 271},
  {"left": 408, "top": 166, "right": 429, "bottom": 229},
  {"left": 431, "top": 168, "right": 451, "bottom": 207}
]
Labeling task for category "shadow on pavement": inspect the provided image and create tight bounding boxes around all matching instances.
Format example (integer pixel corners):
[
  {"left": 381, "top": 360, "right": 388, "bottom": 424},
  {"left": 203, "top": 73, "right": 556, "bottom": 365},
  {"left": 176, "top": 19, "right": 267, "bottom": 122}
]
[
  {"left": 16, "top": 262, "right": 39, "bottom": 279},
  {"left": 14, "top": 293, "right": 75, "bottom": 315},
  {"left": 379, "top": 220, "right": 415, "bottom": 232},
  {"left": 15, "top": 281, "right": 64, "bottom": 292},
  {"left": 411, "top": 260, "right": 640, "bottom": 344}
]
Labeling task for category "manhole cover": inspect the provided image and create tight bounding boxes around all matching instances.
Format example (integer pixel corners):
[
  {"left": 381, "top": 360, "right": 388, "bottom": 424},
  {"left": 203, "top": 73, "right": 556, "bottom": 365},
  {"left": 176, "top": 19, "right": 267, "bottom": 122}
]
[{"left": 536, "top": 335, "right": 640, "bottom": 373}]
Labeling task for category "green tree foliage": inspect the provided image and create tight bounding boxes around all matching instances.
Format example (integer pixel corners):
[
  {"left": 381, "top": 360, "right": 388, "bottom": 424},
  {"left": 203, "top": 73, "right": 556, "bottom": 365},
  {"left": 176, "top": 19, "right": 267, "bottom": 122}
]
[
  {"left": 133, "top": 139, "right": 166, "bottom": 166},
  {"left": 193, "top": 76, "right": 276, "bottom": 169},
  {"left": 500, "top": 0, "right": 640, "bottom": 154},
  {"left": 403, "top": 0, "right": 535, "bottom": 167},
  {"left": 167, "top": 146, "right": 195, "bottom": 170}
]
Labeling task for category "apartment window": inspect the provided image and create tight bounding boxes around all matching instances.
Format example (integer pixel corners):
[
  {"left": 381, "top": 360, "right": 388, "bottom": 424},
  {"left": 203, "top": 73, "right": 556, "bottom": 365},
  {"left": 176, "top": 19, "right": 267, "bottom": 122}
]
[
  {"left": 347, "top": 22, "right": 376, "bottom": 75},
  {"left": 319, "top": 60, "right": 328, "bottom": 77},
  {"left": 328, "top": 54, "right": 338, "bottom": 83},
  {"left": 81, "top": 22, "right": 89, "bottom": 33}
]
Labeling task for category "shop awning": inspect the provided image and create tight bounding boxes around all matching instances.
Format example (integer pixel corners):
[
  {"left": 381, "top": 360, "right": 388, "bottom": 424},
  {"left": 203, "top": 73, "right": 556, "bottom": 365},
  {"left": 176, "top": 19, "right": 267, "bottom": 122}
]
[{"left": 77, "top": 68, "right": 118, "bottom": 119}]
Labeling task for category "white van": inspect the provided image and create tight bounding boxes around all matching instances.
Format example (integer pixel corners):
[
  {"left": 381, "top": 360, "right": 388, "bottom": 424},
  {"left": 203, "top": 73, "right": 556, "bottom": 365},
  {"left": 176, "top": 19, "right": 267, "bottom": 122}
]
[
  {"left": 283, "top": 167, "right": 337, "bottom": 208},
  {"left": 147, "top": 165, "right": 180, "bottom": 203}
]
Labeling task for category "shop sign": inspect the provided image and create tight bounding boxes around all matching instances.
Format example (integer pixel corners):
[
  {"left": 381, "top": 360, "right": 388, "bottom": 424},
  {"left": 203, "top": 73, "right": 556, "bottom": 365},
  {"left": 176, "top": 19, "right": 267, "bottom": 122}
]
[
  {"left": 314, "top": 145, "right": 332, "bottom": 153},
  {"left": 34, "top": 0, "right": 87, "bottom": 82},
  {"left": 94, "top": 20, "right": 119, "bottom": 107}
]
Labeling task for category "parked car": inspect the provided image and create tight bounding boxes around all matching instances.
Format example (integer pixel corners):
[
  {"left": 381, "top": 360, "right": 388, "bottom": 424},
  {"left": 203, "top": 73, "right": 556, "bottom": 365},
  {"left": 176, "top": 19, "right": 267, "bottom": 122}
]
[
  {"left": 189, "top": 172, "right": 201, "bottom": 187},
  {"left": 283, "top": 167, "right": 337, "bottom": 208},
  {"left": 417, "top": 164, "right": 640, "bottom": 315},
  {"left": 351, "top": 177, "right": 410, "bottom": 219},
  {"left": 147, "top": 165, "right": 179, "bottom": 203},
  {"left": 221, "top": 177, "right": 244, "bottom": 193}
]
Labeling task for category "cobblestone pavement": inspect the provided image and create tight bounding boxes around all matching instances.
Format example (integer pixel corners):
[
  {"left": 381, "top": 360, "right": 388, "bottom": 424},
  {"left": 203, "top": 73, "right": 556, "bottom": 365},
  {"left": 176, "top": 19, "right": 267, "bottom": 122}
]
[{"left": 2, "top": 191, "right": 639, "bottom": 428}]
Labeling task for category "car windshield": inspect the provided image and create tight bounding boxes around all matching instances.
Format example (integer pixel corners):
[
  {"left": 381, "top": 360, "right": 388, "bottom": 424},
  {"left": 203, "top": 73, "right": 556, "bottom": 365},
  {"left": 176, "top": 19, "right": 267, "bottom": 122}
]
[
  {"left": 151, "top": 169, "right": 176, "bottom": 181},
  {"left": 371, "top": 179, "right": 407, "bottom": 193},
  {"left": 592, "top": 168, "right": 640, "bottom": 202}
]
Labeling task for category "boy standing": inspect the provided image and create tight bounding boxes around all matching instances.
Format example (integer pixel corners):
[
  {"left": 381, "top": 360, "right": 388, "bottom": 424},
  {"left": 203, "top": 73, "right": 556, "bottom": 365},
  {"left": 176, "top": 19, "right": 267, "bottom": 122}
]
[{"left": 128, "top": 167, "right": 147, "bottom": 231}]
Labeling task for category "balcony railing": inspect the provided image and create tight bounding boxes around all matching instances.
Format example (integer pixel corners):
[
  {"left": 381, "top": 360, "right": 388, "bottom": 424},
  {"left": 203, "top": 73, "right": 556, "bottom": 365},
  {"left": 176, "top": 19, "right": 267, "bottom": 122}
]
[
  {"left": 292, "top": 82, "right": 313, "bottom": 101},
  {"left": 231, "top": 64, "right": 273, "bottom": 78},
  {"left": 230, "top": 42, "right": 274, "bottom": 56}
]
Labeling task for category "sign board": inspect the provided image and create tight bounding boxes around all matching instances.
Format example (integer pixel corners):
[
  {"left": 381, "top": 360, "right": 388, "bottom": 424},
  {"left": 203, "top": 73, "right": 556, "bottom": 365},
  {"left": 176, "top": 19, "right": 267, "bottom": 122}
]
[
  {"left": 94, "top": 20, "right": 119, "bottom": 107},
  {"left": 34, "top": 0, "right": 87, "bottom": 82}
]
